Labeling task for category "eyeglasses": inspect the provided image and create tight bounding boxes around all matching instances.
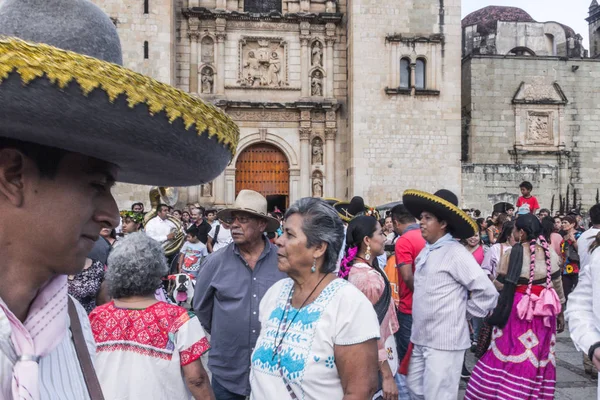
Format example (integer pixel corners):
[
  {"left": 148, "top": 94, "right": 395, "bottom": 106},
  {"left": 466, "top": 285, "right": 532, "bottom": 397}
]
[{"left": 223, "top": 215, "right": 252, "bottom": 224}]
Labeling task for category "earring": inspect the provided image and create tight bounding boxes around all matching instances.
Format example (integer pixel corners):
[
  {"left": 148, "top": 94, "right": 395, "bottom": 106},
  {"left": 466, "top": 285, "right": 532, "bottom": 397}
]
[
  {"left": 311, "top": 258, "right": 317, "bottom": 273},
  {"left": 365, "top": 245, "right": 371, "bottom": 261}
]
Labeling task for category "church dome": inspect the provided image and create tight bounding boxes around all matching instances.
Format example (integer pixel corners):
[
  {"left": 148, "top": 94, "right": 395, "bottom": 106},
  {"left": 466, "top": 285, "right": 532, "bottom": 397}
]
[{"left": 462, "top": 6, "right": 535, "bottom": 36}]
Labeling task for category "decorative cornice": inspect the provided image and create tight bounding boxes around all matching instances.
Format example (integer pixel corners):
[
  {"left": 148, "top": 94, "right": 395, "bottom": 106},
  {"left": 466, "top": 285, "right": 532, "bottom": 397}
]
[
  {"left": 182, "top": 7, "right": 343, "bottom": 25},
  {"left": 215, "top": 100, "right": 340, "bottom": 111},
  {"left": 299, "top": 127, "right": 311, "bottom": 140},
  {"left": 385, "top": 33, "right": 445, "bottom": 44}
]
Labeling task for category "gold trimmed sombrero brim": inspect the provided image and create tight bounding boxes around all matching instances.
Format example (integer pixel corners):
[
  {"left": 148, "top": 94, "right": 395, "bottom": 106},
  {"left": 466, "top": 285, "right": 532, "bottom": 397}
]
[
  {"left": 402, "top": 190, "right": 478, "bottom": 239},
  {"left": 333, "top": 201, "right": 379, "bottom": 222},
  {"left": 0, "top": 37, "right": 240, "bottom": 186}
]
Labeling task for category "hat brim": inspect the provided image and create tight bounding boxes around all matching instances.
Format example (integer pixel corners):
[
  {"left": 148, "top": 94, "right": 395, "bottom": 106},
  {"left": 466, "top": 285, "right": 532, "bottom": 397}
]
[
  {"left": 217, "top": 208, "right": 280, "bottom": 233},
  {"left": 322, "top": 198, "right": 342, "bottom": 207},
  {"left": 0, "top": 38, "right": 239, "bottom": 186},
  {"left": 402, "top": 190, "right": 478, "bottom": 240},
  {"left": 333, "top": 202, "right": 379, "bottom": 222}
]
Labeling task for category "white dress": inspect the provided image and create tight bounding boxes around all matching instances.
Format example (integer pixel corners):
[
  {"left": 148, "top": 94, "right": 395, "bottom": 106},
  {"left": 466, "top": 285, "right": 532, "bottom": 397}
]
[{"left": 250, "top": 278, "right": 380, "bottom": 400}]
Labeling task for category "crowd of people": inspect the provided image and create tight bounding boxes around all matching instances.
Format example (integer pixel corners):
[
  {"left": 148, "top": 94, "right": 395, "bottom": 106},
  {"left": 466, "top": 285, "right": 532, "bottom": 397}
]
[{"left": 3, "top": 1, "right": 600, "bottom": 399}]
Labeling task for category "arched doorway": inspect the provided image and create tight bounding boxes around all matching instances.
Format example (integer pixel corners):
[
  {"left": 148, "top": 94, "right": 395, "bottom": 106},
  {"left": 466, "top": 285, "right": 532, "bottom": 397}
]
[{"left": 235, "top": 143, "right": 290, "bottom": 211}]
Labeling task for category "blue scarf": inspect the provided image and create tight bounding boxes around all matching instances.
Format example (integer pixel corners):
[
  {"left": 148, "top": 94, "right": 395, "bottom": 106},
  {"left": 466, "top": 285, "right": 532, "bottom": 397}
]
[{"left": 415, "top": 233, "right": 455, "bottom": 271}]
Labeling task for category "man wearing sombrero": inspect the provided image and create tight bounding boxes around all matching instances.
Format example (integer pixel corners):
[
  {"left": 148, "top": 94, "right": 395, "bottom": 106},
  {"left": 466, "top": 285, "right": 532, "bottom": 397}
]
[
  {"left": 193, "top": 189, "right": 286, "bottom": 399},
  {"left": 402, "top": 189, "right": 498, "bottom": 400},
  {"left": 0, "top": 0, "right": 238, "bottom": 398}
]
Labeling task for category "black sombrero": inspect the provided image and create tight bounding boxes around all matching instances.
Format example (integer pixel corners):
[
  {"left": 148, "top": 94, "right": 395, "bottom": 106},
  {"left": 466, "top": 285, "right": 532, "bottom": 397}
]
[
  {"left": 322, "top": 198, "right": 342, "bottom": 207},
  {"left": 402, "top": 189, "right": 478, "bottom": 239},
  {"left": 334, "top": 196, "right": 379, "bottom": 223},
  {"left": 0, "top": 0, "right": 239, "bottom": 187}
]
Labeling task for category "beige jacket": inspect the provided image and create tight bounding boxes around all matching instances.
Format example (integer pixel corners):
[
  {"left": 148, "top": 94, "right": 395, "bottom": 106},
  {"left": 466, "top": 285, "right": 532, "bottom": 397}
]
[{"left": 495, "top": 242, "right": 566, "bottom": 304}]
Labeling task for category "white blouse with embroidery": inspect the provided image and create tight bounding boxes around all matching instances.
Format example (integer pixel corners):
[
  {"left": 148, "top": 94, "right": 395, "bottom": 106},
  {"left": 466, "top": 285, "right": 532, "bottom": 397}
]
[{"left": 250, "top": 278, "right": 380, "bottom": 400}]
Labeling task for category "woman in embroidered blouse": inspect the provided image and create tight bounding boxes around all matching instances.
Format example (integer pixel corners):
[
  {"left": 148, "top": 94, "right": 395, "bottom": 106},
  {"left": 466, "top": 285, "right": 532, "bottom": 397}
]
[
  {"left": 339, "top": 215, "right": 400, "bottom": 400},
  {"left": 250, "top": 198, "right": 381, "bottom": 400},
  {"left": 89, "top": 233, "right": 214, "bottom": 400},
  {"left": 466, "top": 214, "right": 565, "bottom": 400}
]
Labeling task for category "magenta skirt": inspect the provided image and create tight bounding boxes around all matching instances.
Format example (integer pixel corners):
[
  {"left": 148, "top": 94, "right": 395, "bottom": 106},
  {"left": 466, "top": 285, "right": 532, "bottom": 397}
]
[{"left": 465, "top": 293, "right": 557, "bottom": 400}]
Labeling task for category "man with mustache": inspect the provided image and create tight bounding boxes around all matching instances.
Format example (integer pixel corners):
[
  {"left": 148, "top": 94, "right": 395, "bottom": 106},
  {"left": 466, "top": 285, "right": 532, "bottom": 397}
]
[{"left": 194, "top": 190, "right": 286, "bottom": 400}]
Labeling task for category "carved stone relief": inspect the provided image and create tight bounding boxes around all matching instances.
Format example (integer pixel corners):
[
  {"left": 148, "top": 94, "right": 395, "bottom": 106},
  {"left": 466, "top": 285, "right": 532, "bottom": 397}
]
[
  {"left": 201, "top": 181, "right": 213, "bottom": 197},
  {"left": 311, "top": 41, "right": 323, "bottom": 67},
  {"left": 201, "top": 36, "right": 214, "bottom": 64},
  {"left": 238, "top": 37, "right": 287, "bottom": 88},
  {"left": 311, "top": 70, "right": 323, "bottom": 96},
  {"left": 200, "top": 67, "right": 214, "bottom": 94},
  {"left": 312, "top": 137, "right": 323, "bottom": 164},
  {"left": 526, "top": 112, "right": 552, "bottom": 144},
  {"left": 312, "top": 171, "right": 323, "bottom": 198},
  {"left": 226, "top": 109, "right": 299, "bottom": 122}
]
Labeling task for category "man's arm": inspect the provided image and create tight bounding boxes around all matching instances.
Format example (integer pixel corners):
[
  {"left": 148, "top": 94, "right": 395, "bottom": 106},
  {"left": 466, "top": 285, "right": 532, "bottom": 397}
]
[
  {"left": 192, "top": 256, "right": 218, "bottom": 333},
  {"left": 566, "top": 264, "right": 600, "bottom": 354},
  {"left": 206, "top": 236, "right": 214, "bottom": 253},
  {"left": 452, "top": 249, "right": 499, "bottom": 318},
  {"left": 398, "top": 263, "right": 414, "bottom": 292}
]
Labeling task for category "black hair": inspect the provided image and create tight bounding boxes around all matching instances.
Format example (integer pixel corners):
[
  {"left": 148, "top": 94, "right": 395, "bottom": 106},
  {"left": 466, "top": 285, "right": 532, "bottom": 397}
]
[
  {"left": 0, "top": 138, "right": 67, "bottom": 179},
  {"left": 540, "top": 217, "right": 555, "bottom": 242},
  {"left": 538, "top": 208, "right": 551, "bottom": 216},
  {"left": 346, "top": 215, "right": 379, "bottom": 251},
  {"left": 515, "top": 213, "right": 541, "bottom": 241},
  {"left": 474, "top": 209, "right": 481, "bottom": 218},
  {"left": 519, "top": 181, "right": 533, "bottom": 191},
  {"left": 131, "top": 202, "right": 144, "bottom": 211},
  {"left": 497, "top": 221, "right": 515, "bottom": 244},
  {"left": 589, "top": 204, "right": 600, "bottom": 226},
  {"left": 157, "top": 203, "right": 169, "bottom": 212},
  {"left": 186, "top": 225, "right": 199, "bottom": 238},
  {"left": 476, "top": 217, "right": 486, "bottom": 229},
  {"left": 390, "top": 204, "right": 415, "bottom": 225}
]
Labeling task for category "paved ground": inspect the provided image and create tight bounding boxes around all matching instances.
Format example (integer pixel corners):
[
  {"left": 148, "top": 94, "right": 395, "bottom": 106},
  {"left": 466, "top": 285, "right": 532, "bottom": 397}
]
[{"left": 459, "top": 329, "right": 598, "bottom": 399}]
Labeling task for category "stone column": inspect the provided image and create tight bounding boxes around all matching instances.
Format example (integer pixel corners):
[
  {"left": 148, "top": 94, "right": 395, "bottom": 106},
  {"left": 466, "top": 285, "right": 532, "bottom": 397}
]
[
  {"left": 213, "top": 171, "right": 226, "bottom": 206},
  {"left": 325, "top": 128, "right": 336, "bottom": 197},
  {"left": 325, "top": 24, "right": 336, "bottom": 99},
  {"left": 300, "top": 22, "right": 311, "bottom": 98},
  {"left": 188, "top": 32, "right": 199, "bottom": 94},
  {"left": 299, "top": 127, "right": 311, "bottom": 198},
  {"left": 216, "top": 18, "right": 227, "bottom": 95}
]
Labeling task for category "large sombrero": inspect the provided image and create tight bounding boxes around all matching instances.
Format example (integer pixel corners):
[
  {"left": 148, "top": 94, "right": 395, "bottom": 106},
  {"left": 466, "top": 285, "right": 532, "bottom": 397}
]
[
  {"left": 402, "top": 189, "right": 478, "bottom": 239},
  {"left": 334, "top": 196, "right": 379, "bottom": 223},
  {"left": 0, "top": 0, "right": 239, "bottom": 186}
]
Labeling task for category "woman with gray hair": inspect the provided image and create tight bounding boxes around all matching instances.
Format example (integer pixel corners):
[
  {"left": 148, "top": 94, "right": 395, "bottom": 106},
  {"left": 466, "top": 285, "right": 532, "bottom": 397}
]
[
  {"left": 250, "top": 198, "right": 381, "bottom": 399},
  {"left": 89, "top": 233, "right": 214, "bottom": 400}
]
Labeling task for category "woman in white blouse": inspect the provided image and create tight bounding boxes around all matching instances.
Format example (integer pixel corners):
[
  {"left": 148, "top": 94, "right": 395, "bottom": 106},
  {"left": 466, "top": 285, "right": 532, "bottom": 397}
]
[
  {"left": 565, "top": 232, "right": 600, "bottom": 387},
  {"left": 250, "top": 198, "right": 381, "bottom": 400}
]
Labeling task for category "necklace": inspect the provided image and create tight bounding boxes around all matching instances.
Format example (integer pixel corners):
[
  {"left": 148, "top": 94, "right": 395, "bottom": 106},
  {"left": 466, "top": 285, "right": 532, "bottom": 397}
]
[
  {"left": 272, "top": 273, "right": 329, "bottom": 360},
  {"left": 355, "top": 256, "right": 372, "bottom": 266}
]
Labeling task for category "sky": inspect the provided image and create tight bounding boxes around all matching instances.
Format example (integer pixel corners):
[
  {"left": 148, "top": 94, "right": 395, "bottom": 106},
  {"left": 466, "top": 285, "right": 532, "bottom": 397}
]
[{"left": 462, "top": 0, "right": 592, "bottom": 47}]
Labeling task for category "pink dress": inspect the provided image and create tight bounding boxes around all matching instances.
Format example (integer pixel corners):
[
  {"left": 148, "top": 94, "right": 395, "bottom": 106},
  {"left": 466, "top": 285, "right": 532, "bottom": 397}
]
[
  {"left": 471, "top": 245, "right": 485, "bottom": 266},
  {"left": 348, "top": 262, "right": 399, "bottom": 363}
]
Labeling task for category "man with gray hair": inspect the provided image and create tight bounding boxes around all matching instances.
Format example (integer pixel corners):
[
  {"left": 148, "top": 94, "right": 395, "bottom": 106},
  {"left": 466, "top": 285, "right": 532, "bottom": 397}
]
[{"left": 194, "top": 190, "right": 286, "bottom": 400}]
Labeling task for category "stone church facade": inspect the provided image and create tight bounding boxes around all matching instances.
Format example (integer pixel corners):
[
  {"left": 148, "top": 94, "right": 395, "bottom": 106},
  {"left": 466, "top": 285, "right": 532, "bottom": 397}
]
[
  {"left": 92, "top": 0, "right": 462, "bottom": 210},
  {"left": 461, "top": 5, "right": 600, "bottom": 214}
]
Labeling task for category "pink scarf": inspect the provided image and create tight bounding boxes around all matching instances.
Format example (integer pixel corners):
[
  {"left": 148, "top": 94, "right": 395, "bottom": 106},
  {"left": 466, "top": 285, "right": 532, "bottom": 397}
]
[{"left": 0, "top": 275, "right": 69, "bottom": 400}]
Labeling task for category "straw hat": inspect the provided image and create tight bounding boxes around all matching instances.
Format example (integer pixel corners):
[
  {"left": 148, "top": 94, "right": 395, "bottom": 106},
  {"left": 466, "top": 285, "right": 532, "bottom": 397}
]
[{"left": 217, "top": 190, "right": 280, "bottom": 232}]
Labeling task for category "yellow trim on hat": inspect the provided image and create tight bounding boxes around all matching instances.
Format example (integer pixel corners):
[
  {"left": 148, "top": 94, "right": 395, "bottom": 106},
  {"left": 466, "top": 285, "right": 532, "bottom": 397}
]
[
  {"left": 0, "top": 37, "right": 239, "bottom": 154},
  {"left": 402, "top": 189, "right": 478, "bottom": 233}
]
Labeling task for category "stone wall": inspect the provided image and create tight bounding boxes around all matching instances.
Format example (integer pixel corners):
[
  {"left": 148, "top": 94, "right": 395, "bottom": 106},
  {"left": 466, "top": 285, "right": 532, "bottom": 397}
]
[
  {"left": 462, "top": 55, "right": 600, "bottom": 214},
  {"left": 347, "top": 0, "right": 463, "bottom": 204}
]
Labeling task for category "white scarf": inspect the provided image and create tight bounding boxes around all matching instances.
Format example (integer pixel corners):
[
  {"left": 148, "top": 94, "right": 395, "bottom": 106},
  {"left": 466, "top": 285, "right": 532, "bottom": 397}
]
[{"left": 415, "top": 233, "right": 455, "bottom": 271}]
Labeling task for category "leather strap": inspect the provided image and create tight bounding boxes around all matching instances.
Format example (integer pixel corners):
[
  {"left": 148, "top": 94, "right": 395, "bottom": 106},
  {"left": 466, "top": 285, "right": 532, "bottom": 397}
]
[{"left": 68, "top": 297, "right": 105, "bottom": 400}]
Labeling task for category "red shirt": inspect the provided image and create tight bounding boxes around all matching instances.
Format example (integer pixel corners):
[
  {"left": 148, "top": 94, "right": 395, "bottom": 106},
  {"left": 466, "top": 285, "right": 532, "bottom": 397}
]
[
  {"left": 516, "top": 195, "right": 540, "bottom": 214},
  {"left": 395, "top": 228, "right": 426, "bottom": 314}
]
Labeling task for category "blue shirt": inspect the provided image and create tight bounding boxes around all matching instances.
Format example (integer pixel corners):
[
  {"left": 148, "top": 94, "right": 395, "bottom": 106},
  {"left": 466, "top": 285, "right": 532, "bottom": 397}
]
[{"left": 193, "top": 238, "right": 286, "bottom": 395}]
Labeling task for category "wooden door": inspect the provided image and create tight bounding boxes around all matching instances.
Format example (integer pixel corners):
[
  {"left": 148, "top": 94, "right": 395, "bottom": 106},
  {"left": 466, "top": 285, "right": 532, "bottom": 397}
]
[{"left": 235, "top": 143, "right": 289, "bottom": 200}]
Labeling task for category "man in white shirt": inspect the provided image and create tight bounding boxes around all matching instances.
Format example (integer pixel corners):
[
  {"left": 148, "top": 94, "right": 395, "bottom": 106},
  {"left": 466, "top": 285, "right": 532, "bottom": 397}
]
[
  {"left": 145, "top": 204, "right": 177, "bottom": 244},
  {"left": 578, "top": 204, "right": 600, "bottom": 269},
  {"left": 208, "top": 220, "right": 233, "bottom": 253},
  {"left": 402, "top": 189, "right": 498, "bottom": 400}
]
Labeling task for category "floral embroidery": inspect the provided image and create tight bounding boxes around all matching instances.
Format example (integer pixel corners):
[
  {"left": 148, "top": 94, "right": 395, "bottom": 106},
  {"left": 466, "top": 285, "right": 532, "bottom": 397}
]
[
  {"left": 325, "top": 356, "right": 335, "bottom": 369},
  {"left": 180, "top": 337, "right": 211, "bottom": 366}
]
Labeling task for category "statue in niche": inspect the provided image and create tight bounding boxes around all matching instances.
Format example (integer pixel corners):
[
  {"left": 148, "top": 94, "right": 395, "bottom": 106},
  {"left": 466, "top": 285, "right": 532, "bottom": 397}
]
[
  {"left": 312, "top": 138, "right": 323, "bottom": 164},
  {"left": 244, "top": 51, "right": 262, "bottom": 87},
  {"left": 201, "top": 181, "right": 213, "bottom": 197},
  {"left": 312, "top": 174, "right": 323, "bottom": 198},
  {"left": 201, "top": 36, "right": 214, "bottom": 64},
  {"left": 311, "top": 70, "right": 323, "bottom": 96},
  {"left": 268, "top": 51, "right": 282, "bottom": 86},
  {"left": 312, "top": 42, "right": 323, "bottom": 67},
  {"left": 201, "top": 67, "right": 214, "bottom": 94}
]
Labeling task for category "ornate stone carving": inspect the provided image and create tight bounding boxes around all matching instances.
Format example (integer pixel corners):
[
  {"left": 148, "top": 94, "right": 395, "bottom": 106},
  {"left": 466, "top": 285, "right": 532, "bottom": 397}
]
[
  {"left": 311, "top": 70, "right": 323, "bottom": 96},
  {"left": 226, "top": 109, "right": 299, "bottom": 122},
  {"left": 312, "top": 137, "right": 323, "bottom": 164},
  {"left": 238, "top": 37, "right": 288, "bottom": 88},
  {"left": 200, "top": 67, "right": 214, "bottom": 94},
  {"left": 526, "top": 112, "right": 552, "bottom": 144},
  {"left": 201, "top": 36, "right": 214, "bottom": 63},
  {"left": 299, "top": 128, "right": 311, "bottom": 141},
  {"left": 311, "top": 41, "right": 323, "bottom": 67},
  {"left": 201, "top": 182, "right": 213, "bottom": 197},
  {"left": 325, "top": 128, "right": 337, "bottom": 140},
  {"left": 312, "top": 171, "right": 323, "bottom": 198}
]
